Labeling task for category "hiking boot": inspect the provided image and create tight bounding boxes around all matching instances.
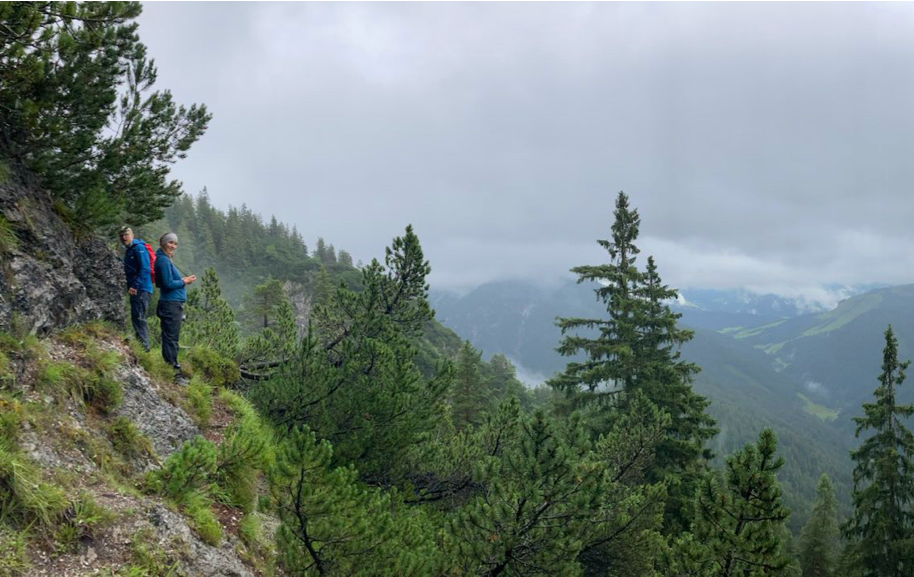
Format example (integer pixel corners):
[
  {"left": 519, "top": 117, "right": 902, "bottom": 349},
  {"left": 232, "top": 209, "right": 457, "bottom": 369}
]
[{"left": 174, "top": 373, "right": 189, "bottom": 386}]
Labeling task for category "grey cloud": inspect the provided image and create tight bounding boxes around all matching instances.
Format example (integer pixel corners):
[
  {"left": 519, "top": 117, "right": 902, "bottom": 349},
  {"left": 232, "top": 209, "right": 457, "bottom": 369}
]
[{"left": 138, "top": 2, "right": 914, "bottom": 297}]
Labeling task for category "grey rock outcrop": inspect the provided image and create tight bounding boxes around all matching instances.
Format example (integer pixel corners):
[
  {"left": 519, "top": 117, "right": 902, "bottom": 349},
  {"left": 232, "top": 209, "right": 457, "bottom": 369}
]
[{"left": 0, "top": 177, "right": 124, "bottom": 335}]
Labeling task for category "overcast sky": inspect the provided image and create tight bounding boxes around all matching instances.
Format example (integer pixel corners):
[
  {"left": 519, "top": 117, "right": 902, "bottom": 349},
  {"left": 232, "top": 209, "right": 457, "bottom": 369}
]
[{"left": 138, "top": 2, "right": 914, "bottom": 304}]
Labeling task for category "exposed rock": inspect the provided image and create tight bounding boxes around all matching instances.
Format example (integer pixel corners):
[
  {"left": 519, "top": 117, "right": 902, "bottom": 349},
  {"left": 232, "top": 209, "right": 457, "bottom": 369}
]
[
  {"left": 283, "top": 280, "right": 311, "bottom": 335},
  {"left": 115, "top": 363, "right": 200, "bottom": 460},
  {"left": 141, "top": 504, "right": 255, "bottom": 577},
  {"left": 0, "top": 177, "right": 124, "bottom": 335}
]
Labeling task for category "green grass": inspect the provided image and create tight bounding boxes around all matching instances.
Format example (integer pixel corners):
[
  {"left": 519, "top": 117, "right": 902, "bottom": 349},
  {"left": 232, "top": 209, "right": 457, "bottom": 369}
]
[
  {"left": 0, "top": 439, "right": 67, "bottom": 528},
  {"left": 121, "top": 528, "right": 180, "bottom": 576},
  {"left": 185, "top": 377, "right": 213, "bottom": 428},
  {"left": 38, "top": 360, "right": 122, "bottom": 414},
  {"left": 54, "top": 492, "right": 112, "bottom": 553},
  {"left": 801, "top": 292, "right": 884, "bottom": 337},
  {"left": 0, "top": 527, "right": 30, "bottom": 576},
  {"left": 132, "top": 343, "right": 174, "bottom": 383},
  {"left": 106, "top": 417, "right": 154, "bottom": 460},
  {"left": 182, "top": 491, "right": 222, "bottom": 546},
  {"left": 718, "top": 326, "right": 744, "bottom": 335},
  {"left": 0, "top": 217, "right": 18, "bottom": 254},
  {"left": 754, "top": 342, "right": 787, "bottom": 355},
  {"left": 797, "top": 393, "right": 839, "bottom": 422},
  {"left": 733, "top": 320, "right": 787, "bottom": 340}
]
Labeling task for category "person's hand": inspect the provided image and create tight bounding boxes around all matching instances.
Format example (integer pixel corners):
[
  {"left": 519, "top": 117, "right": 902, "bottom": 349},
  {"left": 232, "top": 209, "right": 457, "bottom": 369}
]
[
  {"left": 183, "top": 275, "right": 197, "bottom": 285},
  {"left": 128, "top": 288, "right": 138, "bottom": 296}
]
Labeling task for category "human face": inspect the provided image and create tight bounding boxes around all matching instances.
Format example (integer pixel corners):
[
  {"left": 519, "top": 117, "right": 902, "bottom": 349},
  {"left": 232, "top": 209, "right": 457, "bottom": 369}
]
[
  {"left": 119, "top": 231, "right": 134, "bottom": 246},
  {"left": 164, "top": 239, "right": 178, "bottom": 256}
]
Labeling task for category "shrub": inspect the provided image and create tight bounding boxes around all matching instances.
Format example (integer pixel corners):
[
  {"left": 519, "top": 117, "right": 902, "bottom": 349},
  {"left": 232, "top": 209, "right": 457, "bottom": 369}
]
[
  {"left": 106, "top": 417, "right": 153, "bottom": 460},
  {"left": 146, "top": 436, "right": 216, "bottom": 501},
  {"left": 185, "top": 347, "right": 239, "bottom": 388},
  {"left": 215, "top": 392, "right": 272, "bottom": 513}
]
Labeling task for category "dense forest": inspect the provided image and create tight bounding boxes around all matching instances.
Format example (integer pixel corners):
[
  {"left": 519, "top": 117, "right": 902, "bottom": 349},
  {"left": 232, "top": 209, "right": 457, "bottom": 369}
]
[{"left": 1, "top": 3, "right": 913, "bottom": 576}]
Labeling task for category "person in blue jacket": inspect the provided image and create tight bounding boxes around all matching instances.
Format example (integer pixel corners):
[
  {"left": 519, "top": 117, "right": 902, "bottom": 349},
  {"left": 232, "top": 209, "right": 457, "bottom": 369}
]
[
  {"left": 119, "top": 226, "right": 153, "bottom": 352},
  {"left": 154, "top": 232, "right": 196, "bottom": 381}
]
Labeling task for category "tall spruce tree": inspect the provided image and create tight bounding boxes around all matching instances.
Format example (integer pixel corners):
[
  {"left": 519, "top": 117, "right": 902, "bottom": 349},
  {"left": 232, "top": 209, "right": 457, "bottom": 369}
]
[
  {"left": 550, "top": 192, "right": 643, "bottom": 398},
  {"left": 548, "top": 191, "right": 715, "bottom": 530},
  {"left": 799, "top": 474, "right": 840, "bottom": 577},
  {"left": 844, "top": 325, "right": 914, "bottom": 577}
]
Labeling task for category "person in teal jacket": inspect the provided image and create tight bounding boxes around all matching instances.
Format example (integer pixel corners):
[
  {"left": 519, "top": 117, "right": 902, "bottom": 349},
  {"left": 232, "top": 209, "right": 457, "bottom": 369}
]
[{"left": 154, "top": 232, "right": 196, "bottom": 381}]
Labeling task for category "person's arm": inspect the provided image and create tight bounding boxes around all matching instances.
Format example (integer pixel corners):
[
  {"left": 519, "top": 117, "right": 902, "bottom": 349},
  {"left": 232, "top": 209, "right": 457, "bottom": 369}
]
[{"left": 160, "top": 257, "right": 187, "bottom": 290}]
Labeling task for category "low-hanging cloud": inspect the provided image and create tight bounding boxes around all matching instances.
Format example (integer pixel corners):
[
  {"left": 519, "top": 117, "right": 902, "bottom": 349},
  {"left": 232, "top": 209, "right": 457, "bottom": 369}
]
[{"left": 137, "top": 3, "right": 914, "bottom": 298}]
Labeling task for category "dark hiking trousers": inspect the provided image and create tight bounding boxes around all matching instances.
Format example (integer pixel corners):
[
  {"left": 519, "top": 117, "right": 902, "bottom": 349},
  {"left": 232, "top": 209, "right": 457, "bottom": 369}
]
[
  {"left": 156, "top": 300, "right": 184, "bottom": 370},
  {"left": 130, "top": 291, "right": 150, "bottom": 351}
]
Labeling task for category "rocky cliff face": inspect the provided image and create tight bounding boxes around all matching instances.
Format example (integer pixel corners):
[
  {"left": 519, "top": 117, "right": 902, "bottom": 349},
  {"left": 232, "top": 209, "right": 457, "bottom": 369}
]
[{"left": 0, "top": 175, "right": 124, "bottom": 335}]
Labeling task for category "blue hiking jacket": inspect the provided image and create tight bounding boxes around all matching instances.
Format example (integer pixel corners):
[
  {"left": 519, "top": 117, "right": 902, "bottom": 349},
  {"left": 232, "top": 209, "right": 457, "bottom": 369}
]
[
  {"left": 123, "top": 239, "right": 153, "bottom": 294},
  {"left": 154, "top": 249, "right": 187, "bottom": 302}
]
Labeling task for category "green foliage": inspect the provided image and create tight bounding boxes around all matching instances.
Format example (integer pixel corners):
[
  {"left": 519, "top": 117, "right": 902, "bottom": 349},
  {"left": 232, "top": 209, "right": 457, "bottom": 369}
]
[
  {"left": 184, "top": 377, "right": 213, "bottom": 428},
  {"left": 799, "top": 474, "right": 840, "bottom": 577},
  {"left": 106, "top": 416, "right": 153, "bottom": 460},
  {"left": 146, "top": 436, "right": 216, "bottom": 502},
  {"left": 0, "top": 439, "right": 67, "bottom": 528},
  {"left": 215, "top": 393, "right": 271, "bottom": 513},
  {"left": 239, "top": 293, "right": 297, "bottom": 369},
  {"left": 241, "top": 278, "right": 287, "bottom": 331},
  {"left": 185, "top": 347, "right": 239, "bottom": 388},
  {"left": 671, "top": 429, "right": 793, "bottom": 576},
  {"left": 0, "top": 2, "right": 210, "bottom": 229},
  {"left": 182, "top": 490, "right": 222, "bottom": 547},
  {"left": 844, "top": 325, "right": 914, "bottom": 577},
  {"left": 269, "top": 426, "right": 439, "bottom": 575},
  {"left": 0, "top": 527, "right": 30, "bottom": 576},
  {"left": 251, "top": 227, "right": 451, "bottom": 481},
  {"left": 184, "top": 268, "right": 240, "bottom": 360},
  {"left": 450, "top": 340, "right": 489, "bottom": 430},
  {"left": 447, "top": 396, "right": 668, "bottom": 576},
  {"left": 39, "top": 358, "right": 122, "bottom": 414},
  {"left": 54, "top": 492, "right": 111, "bottom": 553},
  {"left": 548, "top": 191, "right": 716, "bottom": 532},
  {"left": 0, "top": 217, "right": 18, "bottom": 254}
]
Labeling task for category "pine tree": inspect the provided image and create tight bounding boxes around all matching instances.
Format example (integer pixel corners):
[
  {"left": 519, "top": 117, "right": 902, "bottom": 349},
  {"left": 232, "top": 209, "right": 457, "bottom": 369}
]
[
  {"left": 242, "top": 278, "right": 286, "bottom": 329},
  {"left": 448, "top": 409, "right": 605, "bottom": 576},
  {"left": 799, "top": 474, "right": 840, "bottom": 577},
  {"left": 450, "top": 341, "right": 489, "bottom": 430},
  {"left": 844, "top": 325, "right": 914, "bottom": 577},
  {"left": 636, "top": 255, "right": 717, "bottom": 531},
  {"left": 488, "top": 354, "right": 527, "bottom": 404},
  {"left": 549, "top": 192, "right": 643, "bottom": 398},
  {"left": 184, "top": 268, "right": 240, "bottom": 360},
  {"left": 251, "top": 226, "right": 450, "bottom": 481},
  {"left": 0, "top": 2, "right": 210, "bottom": 229},
  {"left": 270, "top": 426, "right": 440, "bottom": 575},
  {"left": 338, "top": 250, "right": 354, "bottom": 267},
  {"left": 548, "top": 191, "right": 715, "bottom": 530},
  {"left": 671, "top": 429, "right": 793, "bottom": 577}
]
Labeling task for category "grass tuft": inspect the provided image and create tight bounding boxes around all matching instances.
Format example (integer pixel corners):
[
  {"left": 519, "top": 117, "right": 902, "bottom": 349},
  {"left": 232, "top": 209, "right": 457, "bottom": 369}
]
[
  {"left": 185, "top": 377, "right": 213, "bottom": 428},
  {"left": 0, "top": 216, "right": 18, "bottom": 254}
]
